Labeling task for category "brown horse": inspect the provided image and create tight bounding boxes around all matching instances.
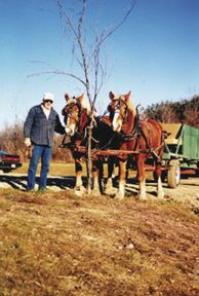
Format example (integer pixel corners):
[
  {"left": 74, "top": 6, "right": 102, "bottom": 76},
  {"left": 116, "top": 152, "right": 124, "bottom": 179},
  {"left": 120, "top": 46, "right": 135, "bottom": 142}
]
[
  {"left": 62, "top": 94, "right": 115, "bottom": 196},
  {"left": 108, "top": 91, "right": 164, "bottom": 200}
]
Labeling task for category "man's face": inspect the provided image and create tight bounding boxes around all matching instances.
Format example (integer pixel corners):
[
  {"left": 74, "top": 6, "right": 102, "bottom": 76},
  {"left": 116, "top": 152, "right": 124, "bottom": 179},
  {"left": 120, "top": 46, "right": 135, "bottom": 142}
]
[{"left": 43, "top": 99, "right": 53, "bottom": 110}]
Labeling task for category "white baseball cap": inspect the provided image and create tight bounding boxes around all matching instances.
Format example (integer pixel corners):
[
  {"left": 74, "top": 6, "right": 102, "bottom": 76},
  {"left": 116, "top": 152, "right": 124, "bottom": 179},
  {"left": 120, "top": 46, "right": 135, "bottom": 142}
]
[{"left": 43, "top": 92, "right": 54, "bottom": 102}]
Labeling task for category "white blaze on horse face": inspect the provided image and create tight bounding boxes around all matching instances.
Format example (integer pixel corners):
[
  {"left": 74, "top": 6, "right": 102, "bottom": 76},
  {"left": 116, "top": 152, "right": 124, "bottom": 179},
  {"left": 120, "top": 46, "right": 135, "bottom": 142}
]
[
  {"left": 112, "top": 110, "right": 122, "bottom": 132},
  {"left": 65, "top": 117, "right": 76, "bottom": 136}
]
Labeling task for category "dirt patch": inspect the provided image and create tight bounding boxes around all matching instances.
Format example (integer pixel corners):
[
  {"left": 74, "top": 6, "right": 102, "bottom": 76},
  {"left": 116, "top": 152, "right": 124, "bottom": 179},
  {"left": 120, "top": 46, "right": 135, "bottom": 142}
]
[{"left": 139, "top": 177, "right": 199, "bottom": 208}]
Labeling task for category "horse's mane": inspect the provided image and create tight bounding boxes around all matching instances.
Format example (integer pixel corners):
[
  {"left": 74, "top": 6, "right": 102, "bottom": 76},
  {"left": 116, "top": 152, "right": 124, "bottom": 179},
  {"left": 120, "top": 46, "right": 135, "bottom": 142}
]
[
  {"left": 80, "top": 96, "right": 91, "bottom": 114},
  {"left": 119, "top": 93, "right": 136, "bottom": 116},
  {"left": 126, "top": 99, "right": 136, "bottom": 116}
]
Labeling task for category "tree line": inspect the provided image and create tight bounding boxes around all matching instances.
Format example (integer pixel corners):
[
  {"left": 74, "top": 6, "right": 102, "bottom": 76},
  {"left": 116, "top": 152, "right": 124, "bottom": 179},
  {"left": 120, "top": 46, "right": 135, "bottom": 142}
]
[
  {"left": 145, "top": 95, "right": 199, "bottom": 127},
  {"left": 0, "top": 94, "right": 198, "bottom": 161}
]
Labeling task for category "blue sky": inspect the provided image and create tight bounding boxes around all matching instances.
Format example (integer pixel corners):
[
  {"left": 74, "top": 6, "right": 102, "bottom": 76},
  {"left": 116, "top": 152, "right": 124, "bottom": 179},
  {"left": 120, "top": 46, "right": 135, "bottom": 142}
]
[{"left": 0, "top": 0, "right": 199, "bottom": 128}]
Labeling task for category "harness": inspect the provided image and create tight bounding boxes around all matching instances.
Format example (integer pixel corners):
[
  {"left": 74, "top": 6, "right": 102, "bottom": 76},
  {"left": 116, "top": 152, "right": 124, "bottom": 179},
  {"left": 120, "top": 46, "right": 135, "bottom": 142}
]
[{"left": 112, "top": 101, "right": 164, "bottom": 161}]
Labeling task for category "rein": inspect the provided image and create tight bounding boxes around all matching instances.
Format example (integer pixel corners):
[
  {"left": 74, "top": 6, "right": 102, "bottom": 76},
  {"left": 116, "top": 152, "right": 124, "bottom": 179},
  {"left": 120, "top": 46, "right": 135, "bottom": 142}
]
[{"left": 119, "top": 105, "right": 142, "bottom": 141}]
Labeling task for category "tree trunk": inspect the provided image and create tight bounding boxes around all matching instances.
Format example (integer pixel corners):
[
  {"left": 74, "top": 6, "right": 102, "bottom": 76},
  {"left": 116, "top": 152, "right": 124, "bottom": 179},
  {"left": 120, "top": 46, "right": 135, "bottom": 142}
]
[{"left": 87, "top": 123, "right": 93, "bottom": 194}]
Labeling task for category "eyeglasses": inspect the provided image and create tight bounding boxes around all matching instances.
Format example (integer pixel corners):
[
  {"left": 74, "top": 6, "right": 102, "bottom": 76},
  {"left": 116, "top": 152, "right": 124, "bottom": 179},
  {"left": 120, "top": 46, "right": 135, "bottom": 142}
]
[{"left": 44, "top": 100, "right": 53, "bottom": 104}]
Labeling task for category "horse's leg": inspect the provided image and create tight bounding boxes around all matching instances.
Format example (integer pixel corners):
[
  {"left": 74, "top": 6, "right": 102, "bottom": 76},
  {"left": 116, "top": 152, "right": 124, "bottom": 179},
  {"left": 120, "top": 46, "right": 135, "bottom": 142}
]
[
  {"left": 136, "top": 155, "right": 147, "bottom": 200},
  {"left": 155, "top": 160, "right": 164, "bottom": 199},
  {"left": 74, "top": 158, "right": 85, "bottom": 195},
  {"left": 115, "top": 160, "right": 126, "bottom": 199},
  {"left": 92, "top": 159, "right": 101, "bottom": 195},
  {"left": 105, "top": 157, "right": 116, "bottom": 195}
]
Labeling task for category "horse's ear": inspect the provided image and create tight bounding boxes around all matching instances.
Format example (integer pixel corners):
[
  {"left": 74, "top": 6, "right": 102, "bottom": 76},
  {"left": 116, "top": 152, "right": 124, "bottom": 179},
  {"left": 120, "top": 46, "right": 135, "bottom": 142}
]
[
  {"left": 78, "top": 93, "right": 84, "bottom": 103},
  {"left": 64, "top": 93, "right": 70, "bottom": 101},
  {"left": 124, "top": 91, "right": 132, "bottom": 102},
  {"left": 109, "top": 91, "right": 115, "bottom": 100},
  {"left": 125, "top": 91, "right": 136, "bottom": 113},
  {"left": 78, "top": 94, "right": 91, "bottom": 113}
]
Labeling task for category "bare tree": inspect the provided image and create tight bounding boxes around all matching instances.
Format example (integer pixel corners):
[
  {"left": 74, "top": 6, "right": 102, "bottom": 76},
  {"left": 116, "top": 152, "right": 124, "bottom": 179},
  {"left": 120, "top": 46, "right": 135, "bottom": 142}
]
[
  {"left": 29, "top": 0, "right": 136, "bottom": 193},
  {"left": 184, "top": 105, "right": 199, "bottom": 127},
  {"left": 159, "top": 103, "right": 177, "bottom": 123},
  {"left": 146, "top": 101, "right": 177, "bottom": 123},
  {"left": 55, "top": 0, "right": 135, "bottom": 192}
]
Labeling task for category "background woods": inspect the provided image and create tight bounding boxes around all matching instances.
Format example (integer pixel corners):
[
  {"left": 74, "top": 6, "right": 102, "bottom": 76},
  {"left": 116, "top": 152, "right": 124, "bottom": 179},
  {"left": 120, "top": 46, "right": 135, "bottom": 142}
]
[
  {"left": 0, "top": 122, "right": 71, "bottom": 162},
  {"left": 145, "top": 95, "right": 199, "bottom": 126}
]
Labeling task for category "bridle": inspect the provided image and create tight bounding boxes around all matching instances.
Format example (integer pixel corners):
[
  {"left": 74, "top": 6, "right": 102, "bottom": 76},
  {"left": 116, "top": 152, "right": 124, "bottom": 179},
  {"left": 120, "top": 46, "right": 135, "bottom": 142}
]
[
  {"left": 108, "top": 98, "right": 143, "bottom": 143},
  {"left": 65, "top": 100, "right": 91, "bottom": 143},
  {"left": 67, "top": 104, "right": 81, "bottom": 124},
  {"left": 110, "top": 98, "right": 129, "bottom": 120},
  {"left": 109, "top": 97, "right": 130, "bottom": 132}
]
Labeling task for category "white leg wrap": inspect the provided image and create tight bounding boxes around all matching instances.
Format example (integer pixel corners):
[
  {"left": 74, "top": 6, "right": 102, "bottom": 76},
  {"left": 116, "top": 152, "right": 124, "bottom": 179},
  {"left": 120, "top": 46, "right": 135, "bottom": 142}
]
[
  {"left": 139, "top": 180, "right": 146, "bottom": 200},
  {"left": 157, "top": 177, "right": 164, "bottom": 199},
  {"left": 115, "top": 180, "right": 125, "bottom": 199}
]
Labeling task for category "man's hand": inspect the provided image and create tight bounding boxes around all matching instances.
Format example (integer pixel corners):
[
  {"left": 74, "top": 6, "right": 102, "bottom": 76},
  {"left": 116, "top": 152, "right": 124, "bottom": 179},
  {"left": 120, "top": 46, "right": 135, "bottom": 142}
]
[{"left": 24, "top": 138, "right": 31, "bottom": 147}]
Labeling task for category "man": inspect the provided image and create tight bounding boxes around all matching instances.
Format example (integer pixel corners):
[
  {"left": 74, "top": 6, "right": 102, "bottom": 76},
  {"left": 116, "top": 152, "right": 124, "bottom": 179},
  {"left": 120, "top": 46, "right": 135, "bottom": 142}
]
[{"left": 24, "top": 92, "right": 65, "bottom": 191}]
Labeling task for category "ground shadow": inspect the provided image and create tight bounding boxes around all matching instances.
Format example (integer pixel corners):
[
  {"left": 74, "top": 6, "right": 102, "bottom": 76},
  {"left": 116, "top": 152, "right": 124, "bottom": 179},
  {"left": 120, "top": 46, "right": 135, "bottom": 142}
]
[
  {"left": 0, "top": 174, "right": 198, "bottom": 194},
  {"left": 0, "top": 174, "right": 88, "bottom": 191},
  {"left": 0, "top": 175, "right": 27, "bottom": 190}
]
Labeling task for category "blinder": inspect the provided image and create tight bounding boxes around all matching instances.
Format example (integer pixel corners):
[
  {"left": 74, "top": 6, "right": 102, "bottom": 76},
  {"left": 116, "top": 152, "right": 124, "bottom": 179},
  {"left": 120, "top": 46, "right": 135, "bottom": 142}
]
[
  {"left": 110, "top": 97, "right": 128, "bottom": 122},
  {"left": 65, "top": 99, "right": 89, "bottom": 139}
]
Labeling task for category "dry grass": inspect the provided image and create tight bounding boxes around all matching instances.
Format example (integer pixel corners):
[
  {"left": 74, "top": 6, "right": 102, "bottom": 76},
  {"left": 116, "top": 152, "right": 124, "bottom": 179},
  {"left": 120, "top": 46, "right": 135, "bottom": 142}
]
[
  {"left": 0, "top": 189, "right": 198, "bottom": 296},
  {"left": 15, "top": 162, "right": 78, "bottom": 177}
]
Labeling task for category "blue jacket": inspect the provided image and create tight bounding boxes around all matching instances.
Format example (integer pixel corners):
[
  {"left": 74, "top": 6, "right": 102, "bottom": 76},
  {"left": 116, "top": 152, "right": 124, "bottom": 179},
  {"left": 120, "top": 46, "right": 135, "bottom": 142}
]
[{"left": 24, "top": 105, "right": 65, "bottom": 147}]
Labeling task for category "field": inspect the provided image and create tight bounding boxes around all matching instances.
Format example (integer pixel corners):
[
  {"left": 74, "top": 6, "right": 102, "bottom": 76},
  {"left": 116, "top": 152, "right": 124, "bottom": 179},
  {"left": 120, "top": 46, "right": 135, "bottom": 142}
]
[
  {"left": 14, "top": 161, "right": 78, "bottom": 177},
  {"left": 0, "top": 162, "right": 199, "bottom": 295}
]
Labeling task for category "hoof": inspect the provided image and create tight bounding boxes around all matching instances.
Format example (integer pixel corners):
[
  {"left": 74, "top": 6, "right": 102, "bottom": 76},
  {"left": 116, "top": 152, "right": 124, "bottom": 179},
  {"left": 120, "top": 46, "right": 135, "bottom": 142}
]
[
  {"left": 114, "top": 191, "right": 125, "bottom": 200},
  {"left": 104, "top": 179, "right": 113, "bottom": 195},
  {"left": 92, "top": 189, "right": 101, "bottom": 196},
  {"left": 74, "top": 186, "right": 86, "bottom": 196},
  {"left": 137, "top": 193, "right": 147, "bottom": 201},
  {"left": 157, "top": 192, "right": 165, "bottom": 200},
  {"left": 104, "top": 186, "right": 117, "bottom": 195}
]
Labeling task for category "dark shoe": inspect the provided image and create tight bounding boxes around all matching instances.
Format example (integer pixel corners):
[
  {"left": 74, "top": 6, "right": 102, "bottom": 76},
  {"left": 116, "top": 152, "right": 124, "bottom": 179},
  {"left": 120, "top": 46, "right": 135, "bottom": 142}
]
[
  {"left": 26, "top": 188, "right": 34, "bottom": 192},
  {"left": 38, "top": 187, "right": 47, "bottom": 193}
]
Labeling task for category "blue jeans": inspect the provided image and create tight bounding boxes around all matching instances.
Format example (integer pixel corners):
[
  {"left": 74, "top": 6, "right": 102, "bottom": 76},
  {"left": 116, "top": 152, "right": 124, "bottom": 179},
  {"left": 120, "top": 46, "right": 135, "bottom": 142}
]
[{"left": 27, "top": 145, "right": 52, "bottom": 190}]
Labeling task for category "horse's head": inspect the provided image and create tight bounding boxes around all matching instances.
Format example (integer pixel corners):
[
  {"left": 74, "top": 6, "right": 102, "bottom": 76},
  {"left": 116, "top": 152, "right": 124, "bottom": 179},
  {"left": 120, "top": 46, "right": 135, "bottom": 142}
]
[
  {"left": 108, "top": 91, "right": 135, "bottom": 133},
  {"left": 63, "top": 94, "right": 91, "bottom": 137}
]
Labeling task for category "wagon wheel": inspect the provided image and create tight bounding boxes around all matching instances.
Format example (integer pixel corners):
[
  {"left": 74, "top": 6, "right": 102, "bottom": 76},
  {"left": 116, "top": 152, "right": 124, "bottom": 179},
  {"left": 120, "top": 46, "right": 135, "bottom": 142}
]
[
  {"left": 196, "top": 161, "right": 199, "bottom": 176},
  {"left": 167, "top": 159, "right": 181, "bottom": 188}
]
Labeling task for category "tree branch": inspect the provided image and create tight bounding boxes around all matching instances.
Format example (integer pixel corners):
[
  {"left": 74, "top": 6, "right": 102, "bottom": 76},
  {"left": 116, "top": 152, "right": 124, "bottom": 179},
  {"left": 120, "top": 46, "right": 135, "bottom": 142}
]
[
  {"left": 92, "top": 0, "right": 136, "bottom": 54},
  {"left": 27, "top": 70, "right": 87, "bottom": 87}
]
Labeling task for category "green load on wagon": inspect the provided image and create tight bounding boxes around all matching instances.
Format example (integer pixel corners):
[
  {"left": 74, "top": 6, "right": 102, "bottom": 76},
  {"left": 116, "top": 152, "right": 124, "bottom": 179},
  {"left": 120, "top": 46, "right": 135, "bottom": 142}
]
[{"left": 161, "top": 123, "right": 199, "bottom": 188}]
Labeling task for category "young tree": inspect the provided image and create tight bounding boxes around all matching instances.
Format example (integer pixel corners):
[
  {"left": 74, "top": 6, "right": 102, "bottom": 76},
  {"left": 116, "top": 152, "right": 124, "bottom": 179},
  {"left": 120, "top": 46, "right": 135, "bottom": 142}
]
[{"left": 55, "top": 0, "right": 135, "bottom": 192}]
